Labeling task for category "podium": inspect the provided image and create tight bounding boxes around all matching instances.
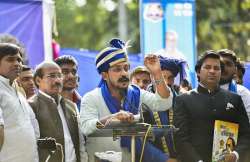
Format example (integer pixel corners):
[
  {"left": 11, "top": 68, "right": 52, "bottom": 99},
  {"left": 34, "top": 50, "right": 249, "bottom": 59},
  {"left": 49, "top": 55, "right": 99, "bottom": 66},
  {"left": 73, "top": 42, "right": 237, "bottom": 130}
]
[{"left": 90, "top": 122, "right": 179, "bottom": 162}]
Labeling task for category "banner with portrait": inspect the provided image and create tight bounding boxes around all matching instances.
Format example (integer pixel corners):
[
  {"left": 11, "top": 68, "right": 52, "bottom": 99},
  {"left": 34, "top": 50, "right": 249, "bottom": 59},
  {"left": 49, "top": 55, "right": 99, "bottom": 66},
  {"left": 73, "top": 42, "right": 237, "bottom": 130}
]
[{"left": 140, "top": 0, "right": 197, "bottom": 86}]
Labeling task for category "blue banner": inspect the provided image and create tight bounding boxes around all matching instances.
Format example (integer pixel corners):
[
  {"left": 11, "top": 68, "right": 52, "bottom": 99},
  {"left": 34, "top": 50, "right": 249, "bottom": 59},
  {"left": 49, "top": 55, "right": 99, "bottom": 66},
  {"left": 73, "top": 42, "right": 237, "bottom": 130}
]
[
  {"left": 140, "top": 0, "right": 197, "bottom": 87},
  {"left": 0, "top": 0, "right": 44, "bottom": 68}
]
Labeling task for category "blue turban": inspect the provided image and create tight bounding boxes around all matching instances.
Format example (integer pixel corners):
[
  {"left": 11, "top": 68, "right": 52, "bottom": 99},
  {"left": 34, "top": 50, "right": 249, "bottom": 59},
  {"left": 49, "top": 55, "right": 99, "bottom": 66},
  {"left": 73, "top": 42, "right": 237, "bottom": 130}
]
[
  {"left": 159, "top": 56, "right": 188, "bottom": 81},
  {"left": 95, "top": 38, "right": 129, "bottom": 74}
]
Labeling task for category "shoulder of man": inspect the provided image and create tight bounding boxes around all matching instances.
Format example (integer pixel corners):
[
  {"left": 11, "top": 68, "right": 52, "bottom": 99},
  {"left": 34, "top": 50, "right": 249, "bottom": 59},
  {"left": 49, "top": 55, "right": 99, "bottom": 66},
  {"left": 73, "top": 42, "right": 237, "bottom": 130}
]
[
  {"left": 63, "top": 98, "right": 78, "bottom": 114},
  {"left": 28, "top": 94, "right": 40, "bottom": 114},
  {"left": 28, "top": 94, "right": 38, "bottom": 102},
  {"left": 220, "top": 88, "right": 243, "bottom": 106},
  {"left": 237, "top": 84, "right": 250, "bottom": 94},
  {"left": 176, "top": 88, "right": 196, "bottom": 98},
  {"left": 220, "top": 87, "right": 241, "bottom": 98},
  {"left": 82, "top": 87, "right": 102, "bottom": 100}
]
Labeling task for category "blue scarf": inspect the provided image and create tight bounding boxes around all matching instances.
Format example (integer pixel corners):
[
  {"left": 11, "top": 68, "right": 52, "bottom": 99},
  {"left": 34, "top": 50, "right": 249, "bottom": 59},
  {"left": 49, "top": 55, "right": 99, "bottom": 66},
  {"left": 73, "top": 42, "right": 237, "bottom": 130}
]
[
  {"left": 100, "top": 81, "right": 140, "bottom": 149},
  {"left": 228, "top": 80, "right": 237, "bottom": 93}
]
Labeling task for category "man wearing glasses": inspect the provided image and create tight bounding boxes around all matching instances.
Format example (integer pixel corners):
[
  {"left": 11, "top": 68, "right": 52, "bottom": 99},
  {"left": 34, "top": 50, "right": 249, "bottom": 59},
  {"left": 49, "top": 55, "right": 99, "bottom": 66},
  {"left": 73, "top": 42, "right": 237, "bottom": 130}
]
[
  {"left": 29, "top": 61, "right": 88, "bottom": 162},
  {"left": 80, "top": 38, "right": 173, "bottom": 162}
]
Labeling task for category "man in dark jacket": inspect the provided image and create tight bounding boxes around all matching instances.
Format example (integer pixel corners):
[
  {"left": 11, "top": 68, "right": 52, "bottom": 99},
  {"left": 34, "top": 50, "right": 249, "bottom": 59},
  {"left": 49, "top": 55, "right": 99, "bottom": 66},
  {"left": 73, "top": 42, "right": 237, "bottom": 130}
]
[
  {"left": 29, "top": 61, "right": 88, "bottom": 162},
  {"left": 173, "top": 50, "right": 250, "bottom": 162}
]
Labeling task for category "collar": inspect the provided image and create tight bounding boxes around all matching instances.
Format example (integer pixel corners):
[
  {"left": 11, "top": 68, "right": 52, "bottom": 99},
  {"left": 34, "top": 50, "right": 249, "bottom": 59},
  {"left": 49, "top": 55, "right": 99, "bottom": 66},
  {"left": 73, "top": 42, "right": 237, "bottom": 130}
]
[
  {"left": 38, "top": 90, "right": 62, "bottom": 104},
  {"left": 197, "top": 83, "right": 220, "bottom": 95},
  {"left": 220, "top": 83, "right": 229, "bottom": 89},
  {"left": 0, "top": 75, "right": 11, "bottom": 86}
]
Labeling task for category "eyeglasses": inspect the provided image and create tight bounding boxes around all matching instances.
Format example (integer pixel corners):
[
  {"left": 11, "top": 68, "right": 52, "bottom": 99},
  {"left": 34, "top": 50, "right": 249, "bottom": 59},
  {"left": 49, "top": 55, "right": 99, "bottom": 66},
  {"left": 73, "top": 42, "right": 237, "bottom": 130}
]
[{"left": 44, "top": 73, "right": 63, "bottom": 79}]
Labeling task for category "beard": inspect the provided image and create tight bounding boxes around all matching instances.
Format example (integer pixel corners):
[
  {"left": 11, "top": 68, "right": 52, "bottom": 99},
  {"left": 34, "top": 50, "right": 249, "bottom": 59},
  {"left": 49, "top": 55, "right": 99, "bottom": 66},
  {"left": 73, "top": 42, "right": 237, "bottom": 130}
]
[
  {"left": 62, "top": 86, "right": 75, "bottom": 91},
  {"left": 108, "top": 76, "right": 129, "bottom": 92},
  {"left": 219, "top": 75, "right": 234, "bottom": 85}
]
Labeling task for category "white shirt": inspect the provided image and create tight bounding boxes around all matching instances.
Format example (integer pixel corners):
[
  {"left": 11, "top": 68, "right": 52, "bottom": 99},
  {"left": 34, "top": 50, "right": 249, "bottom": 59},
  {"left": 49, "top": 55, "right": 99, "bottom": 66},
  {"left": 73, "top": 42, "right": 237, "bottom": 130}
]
[
  {"left": 58, "top": 103, "right": 77, "bottom": 162},
  {"left": 0, "top": 75, "right": 38, "bottom": 162},
  {"left": 80, "top": 87, "right": 172, "bottom": 162},
  {"left": 221, "top": 83, "right": 250, "bottom": 122}
]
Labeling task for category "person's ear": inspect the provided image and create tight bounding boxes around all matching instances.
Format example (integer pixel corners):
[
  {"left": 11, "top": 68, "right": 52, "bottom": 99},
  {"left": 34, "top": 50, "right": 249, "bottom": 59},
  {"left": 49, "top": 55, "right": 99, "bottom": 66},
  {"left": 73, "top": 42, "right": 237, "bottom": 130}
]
[
  {"left": 16, "top": 77, "right": 21, "bottom": 86},
  {"left": 101, "top": 72, "right": 108, "bottom": 81},
  {"left": 35, "top": 76, "right": 42, "bottom": 87}
]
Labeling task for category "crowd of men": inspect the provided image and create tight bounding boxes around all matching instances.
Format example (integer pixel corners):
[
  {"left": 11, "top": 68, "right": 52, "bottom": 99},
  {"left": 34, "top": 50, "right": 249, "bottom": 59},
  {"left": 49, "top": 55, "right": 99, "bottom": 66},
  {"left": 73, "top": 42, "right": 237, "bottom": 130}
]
[{"left": 0, "top": 35, "right": 250, "bottom": 162}]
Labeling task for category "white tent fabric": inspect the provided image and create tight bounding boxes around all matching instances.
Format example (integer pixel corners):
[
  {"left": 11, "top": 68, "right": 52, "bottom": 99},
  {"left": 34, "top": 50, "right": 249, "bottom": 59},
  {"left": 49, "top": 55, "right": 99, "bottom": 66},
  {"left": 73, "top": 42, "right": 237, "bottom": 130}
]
[{"left": 43, "top": 0, "right": 55, "bottom": 61}]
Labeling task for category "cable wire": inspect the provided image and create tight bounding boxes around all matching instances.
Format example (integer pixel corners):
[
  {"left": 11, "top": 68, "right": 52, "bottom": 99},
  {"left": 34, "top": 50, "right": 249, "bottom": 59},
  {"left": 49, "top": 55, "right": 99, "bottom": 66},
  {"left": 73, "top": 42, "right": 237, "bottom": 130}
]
[
  {"left": 44, "top": 143, "right": 64, "bottom": 162},
  {"left": 139, "top": 123, "right": 152, "bottom": 162}
]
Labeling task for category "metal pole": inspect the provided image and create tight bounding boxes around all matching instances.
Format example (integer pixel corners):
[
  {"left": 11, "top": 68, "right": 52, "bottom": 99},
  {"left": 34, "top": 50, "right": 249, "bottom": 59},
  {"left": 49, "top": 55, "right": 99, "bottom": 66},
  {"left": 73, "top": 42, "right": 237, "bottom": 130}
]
[
  {"left": 131, "top": 135, "right": 136, "bottom": 162},
  {"left": 118, "top": 0, "right": 127, "bottom": 40}
]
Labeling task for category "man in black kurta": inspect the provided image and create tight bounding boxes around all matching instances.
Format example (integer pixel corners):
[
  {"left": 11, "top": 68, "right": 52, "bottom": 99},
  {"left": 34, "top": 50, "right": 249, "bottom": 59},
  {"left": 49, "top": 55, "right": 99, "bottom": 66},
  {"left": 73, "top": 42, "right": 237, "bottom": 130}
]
[{"left": 173, "top": 51, "right": 250, "bottom": 162}]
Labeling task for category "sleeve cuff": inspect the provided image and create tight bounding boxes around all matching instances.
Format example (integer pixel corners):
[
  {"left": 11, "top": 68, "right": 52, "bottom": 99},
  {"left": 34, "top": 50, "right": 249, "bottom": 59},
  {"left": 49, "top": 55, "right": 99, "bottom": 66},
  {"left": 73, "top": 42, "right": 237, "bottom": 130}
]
[{"left": 81, "top": 118, "right": 99, "bottom": 136}]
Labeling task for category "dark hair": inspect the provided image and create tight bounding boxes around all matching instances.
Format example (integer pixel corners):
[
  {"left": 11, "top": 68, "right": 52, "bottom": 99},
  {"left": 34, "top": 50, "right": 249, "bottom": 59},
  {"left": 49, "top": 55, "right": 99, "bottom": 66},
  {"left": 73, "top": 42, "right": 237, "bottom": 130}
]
[
  {"left": 226, "top": 137, "right": 236, "bottom": 150},
  {"left": 217, "top": 49, "right": 237, "bottom": 65},
  {"left": 0, "top": 43, "right": 21, "bottom": 61},
  {"left": 54, "top": 55, "right": 78, "bottom": 69},
  {"left": 180, "top": 79, "right": 192, "bottom": 90},
  {"left": 33, "top": 65, "right": 44, "bottom": 88},
  {"left": 0, "top": 34, "right": 26, "bottom": 60},
  {"left": 236, "top": 60, "right": 245, "bottom": 75},
  {"left": 21, "top": 65, "right": 31, "bottom": 72},
  {"left": 195, "top": 50, "right": 222, "bottom": 73},
  {"left": 130, "top": 66, "right": 150, "bottom": 79}
]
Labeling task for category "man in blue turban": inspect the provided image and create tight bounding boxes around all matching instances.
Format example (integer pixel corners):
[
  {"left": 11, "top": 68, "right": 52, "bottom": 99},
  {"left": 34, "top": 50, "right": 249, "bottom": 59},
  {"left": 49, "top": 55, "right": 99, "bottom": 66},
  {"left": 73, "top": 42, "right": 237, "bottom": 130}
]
[{"left": 80, "top": 38, "right": 174, "bottom": 162}]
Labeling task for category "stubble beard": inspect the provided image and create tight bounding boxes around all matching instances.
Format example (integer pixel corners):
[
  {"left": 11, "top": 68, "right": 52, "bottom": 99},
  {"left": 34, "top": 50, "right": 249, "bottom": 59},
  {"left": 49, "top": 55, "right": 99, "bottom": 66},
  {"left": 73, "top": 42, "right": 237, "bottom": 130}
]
[{"left": 219, "top": 75, "right": 233, "bottom": 85}]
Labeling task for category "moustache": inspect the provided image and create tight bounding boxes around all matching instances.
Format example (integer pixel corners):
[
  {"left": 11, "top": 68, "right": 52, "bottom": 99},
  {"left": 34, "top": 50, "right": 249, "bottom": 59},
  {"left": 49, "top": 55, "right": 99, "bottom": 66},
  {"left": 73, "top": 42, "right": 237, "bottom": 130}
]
[
  {"left": 64, "top": 79, "right": 77, "bottom": 84},
  {"left": 118, "top": 76, "right": 129, "bottom": 82},
  {"left": 52, "top": 82, "right": 63, "bottom": 88}
]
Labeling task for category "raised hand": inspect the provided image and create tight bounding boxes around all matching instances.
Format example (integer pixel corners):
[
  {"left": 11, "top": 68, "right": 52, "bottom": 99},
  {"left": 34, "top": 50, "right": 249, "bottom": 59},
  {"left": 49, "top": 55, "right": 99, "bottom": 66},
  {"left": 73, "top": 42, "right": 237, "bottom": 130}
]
[{"left": 144, "top": 54, "right": 161, "bottom": 75}]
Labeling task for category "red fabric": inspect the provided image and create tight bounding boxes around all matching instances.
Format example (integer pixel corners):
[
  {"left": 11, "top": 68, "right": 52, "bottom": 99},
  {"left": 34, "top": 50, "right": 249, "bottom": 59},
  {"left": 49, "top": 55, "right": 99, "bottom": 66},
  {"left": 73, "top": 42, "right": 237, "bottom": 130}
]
[{"left": 52, "top": 39, "right": 60, "bottom": 59}]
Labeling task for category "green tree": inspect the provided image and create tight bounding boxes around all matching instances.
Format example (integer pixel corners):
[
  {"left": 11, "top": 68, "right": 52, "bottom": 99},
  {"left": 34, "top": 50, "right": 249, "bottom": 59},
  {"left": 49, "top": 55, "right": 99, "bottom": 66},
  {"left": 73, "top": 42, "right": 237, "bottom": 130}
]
[
  {"left": 55, "top": 0, "right": 250, "bottom": 60},
  {"left": 196, "top": 0, "right": 250, "bottom": 60},
  {"left": 55, "top": 0, "right": 140, "bottom": 53}
]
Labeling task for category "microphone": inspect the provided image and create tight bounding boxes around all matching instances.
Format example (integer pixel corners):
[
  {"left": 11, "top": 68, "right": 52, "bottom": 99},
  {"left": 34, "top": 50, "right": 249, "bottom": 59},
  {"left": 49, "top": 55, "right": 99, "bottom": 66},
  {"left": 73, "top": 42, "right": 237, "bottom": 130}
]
[{"left": 37, "top": 137, "right": 57, "bottom": 151}]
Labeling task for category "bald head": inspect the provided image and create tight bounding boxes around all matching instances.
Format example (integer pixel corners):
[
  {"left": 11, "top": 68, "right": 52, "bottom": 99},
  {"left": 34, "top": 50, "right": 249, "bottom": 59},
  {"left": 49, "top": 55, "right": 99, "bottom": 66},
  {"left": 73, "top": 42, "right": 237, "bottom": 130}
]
[
  {"left": 33, "top": 61, "right": 63, "bottom": 97},
  {"left": 33, "top": 61, "right": 61, "bottom": 88}
]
